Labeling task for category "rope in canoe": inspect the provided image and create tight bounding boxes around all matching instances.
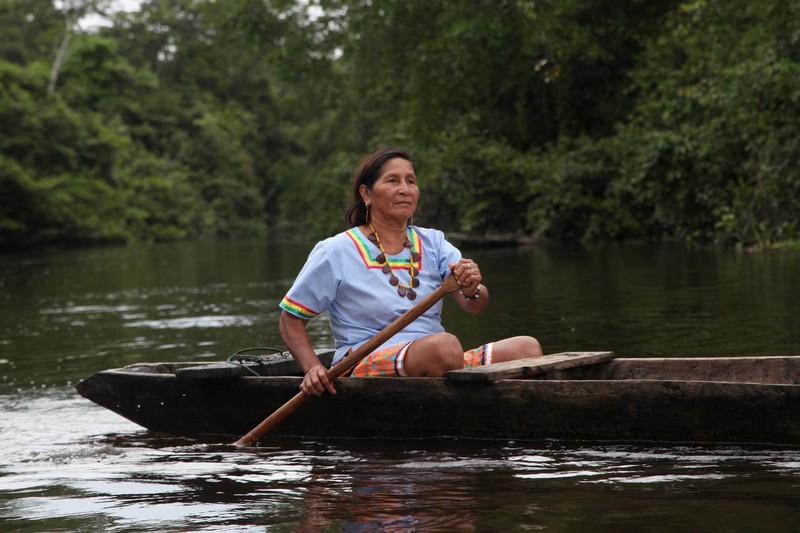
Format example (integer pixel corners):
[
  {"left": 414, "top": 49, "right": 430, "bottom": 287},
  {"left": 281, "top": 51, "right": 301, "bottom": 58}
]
[{"left": 227, "top": 347, "right": 287, "bottom": 376}]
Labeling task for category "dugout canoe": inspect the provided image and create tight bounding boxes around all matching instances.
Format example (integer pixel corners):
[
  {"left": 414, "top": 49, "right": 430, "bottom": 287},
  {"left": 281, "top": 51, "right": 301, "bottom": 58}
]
[{"left": 75, "top": 350, "right": 800, "bottom": 446}]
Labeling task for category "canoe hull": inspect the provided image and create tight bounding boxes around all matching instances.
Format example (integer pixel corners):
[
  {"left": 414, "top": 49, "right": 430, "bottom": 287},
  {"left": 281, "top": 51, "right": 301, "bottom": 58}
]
[{"left": 76, "top": 357, "right": 800, "bottom": 445}]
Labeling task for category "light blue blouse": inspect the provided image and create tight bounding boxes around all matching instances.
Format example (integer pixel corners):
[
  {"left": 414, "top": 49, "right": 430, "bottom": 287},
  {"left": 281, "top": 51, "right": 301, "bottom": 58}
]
[{"left": 280, "top": 226, "right": 461, "bottom": 364}]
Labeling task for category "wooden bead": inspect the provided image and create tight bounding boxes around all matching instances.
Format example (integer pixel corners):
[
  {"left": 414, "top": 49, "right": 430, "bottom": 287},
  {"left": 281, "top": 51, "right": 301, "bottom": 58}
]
[{"left": 366, "top": 222, "right": 422, "bottom": 299}]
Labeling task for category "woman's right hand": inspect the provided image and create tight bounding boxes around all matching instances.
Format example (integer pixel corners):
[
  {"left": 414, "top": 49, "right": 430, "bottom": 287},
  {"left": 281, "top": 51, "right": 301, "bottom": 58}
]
[{"left": 301, "top": 364, "right": 336, "bottom": 396}]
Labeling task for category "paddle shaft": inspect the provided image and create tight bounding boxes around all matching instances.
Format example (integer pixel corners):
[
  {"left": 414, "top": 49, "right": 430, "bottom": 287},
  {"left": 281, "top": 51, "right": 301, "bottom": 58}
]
[{"left": 232, "top": 274, "right": 460, "bottom": 446}]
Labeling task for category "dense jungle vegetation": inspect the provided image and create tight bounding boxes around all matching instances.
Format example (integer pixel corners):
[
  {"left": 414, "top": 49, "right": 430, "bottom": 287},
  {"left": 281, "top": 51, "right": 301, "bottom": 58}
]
[{"left": 1, "top": 0, "right": 799, "bottom": 250}]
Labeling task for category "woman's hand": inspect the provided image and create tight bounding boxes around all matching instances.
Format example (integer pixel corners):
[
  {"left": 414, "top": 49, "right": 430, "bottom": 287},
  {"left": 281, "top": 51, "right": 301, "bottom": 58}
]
[
  {"left": 301, "top": 364, "right": 336, "bottom": 396},
  {"left": 449, "top": 258, "right": 488, "bottom": 314},
  {"left": 280, "top": 311, "right": 337, "bottom": 396},
  {"left": 452, "top": 258, "right": 482, "bottom": 295}
]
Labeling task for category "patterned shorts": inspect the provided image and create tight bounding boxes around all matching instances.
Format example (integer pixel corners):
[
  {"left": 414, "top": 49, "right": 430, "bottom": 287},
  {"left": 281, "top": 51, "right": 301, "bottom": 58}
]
[{"left": 349, "top": 341, "right": 495, "bottom": 378}]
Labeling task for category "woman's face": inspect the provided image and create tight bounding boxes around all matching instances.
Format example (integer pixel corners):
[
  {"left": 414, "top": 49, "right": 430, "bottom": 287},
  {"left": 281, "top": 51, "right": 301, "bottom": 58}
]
[{"left": 361, "top": 157, "right": 419, "bottom": 225}]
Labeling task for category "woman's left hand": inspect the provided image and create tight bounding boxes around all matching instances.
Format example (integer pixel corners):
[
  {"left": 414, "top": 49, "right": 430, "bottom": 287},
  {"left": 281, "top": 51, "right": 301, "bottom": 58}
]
[{"left": 452, "top": 258, "right": 481, "bottom": 293}]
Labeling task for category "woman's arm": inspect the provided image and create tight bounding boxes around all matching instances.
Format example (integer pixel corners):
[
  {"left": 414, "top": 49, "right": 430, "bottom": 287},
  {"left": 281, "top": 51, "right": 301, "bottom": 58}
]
[
  {"left": 279, "top": 311, "right": 336, "bottom": 396},
  {"left": 452, "top": 282, "right": 489, "bottom": 314}
]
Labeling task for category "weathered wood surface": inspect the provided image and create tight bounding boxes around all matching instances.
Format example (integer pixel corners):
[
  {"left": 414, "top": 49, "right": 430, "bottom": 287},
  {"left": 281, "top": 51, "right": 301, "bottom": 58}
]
[
  {"left": 77, "top": 364, "right": 800, "bottom": 445},
  {"left": 545, "top": 356, "right": 800, "bottom": 385},
  {"left": 175, "top": 363, "right": 244, "bottom": 379},
  {"left": 447, "top": 351, "right": 615, "bottom": 382},
  {"left": 75, "top": 355, "right": 800, "bottom": 445}
]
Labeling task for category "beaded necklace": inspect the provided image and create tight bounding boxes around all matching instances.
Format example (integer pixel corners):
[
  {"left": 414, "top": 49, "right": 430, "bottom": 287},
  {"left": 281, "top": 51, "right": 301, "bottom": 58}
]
[{"left": 367, "top": 222, "right": 421, "bottom": 300}]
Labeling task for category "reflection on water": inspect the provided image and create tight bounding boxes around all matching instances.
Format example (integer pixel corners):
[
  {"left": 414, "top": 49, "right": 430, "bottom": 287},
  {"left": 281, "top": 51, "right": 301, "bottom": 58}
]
[
  {"left": 2, "top": 386, "right": 800, "bottom": 532},
  {"left": 3, "top": 387, "right": 800, "bottom": 531},
  {"left": 2, "top": 240, "right": 800, "bottom": 530}
]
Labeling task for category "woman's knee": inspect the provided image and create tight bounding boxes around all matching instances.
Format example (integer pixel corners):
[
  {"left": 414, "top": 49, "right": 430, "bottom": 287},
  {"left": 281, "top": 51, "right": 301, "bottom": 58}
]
[
  {"left": 520, "top": 336, "right": 543, "bottom": 358},
  {"left": 405, "top": 333, "right": 464, "bottom": 376},
  {"left": 492, "top": 335, "right": 543, "bottom": 362},
  {"left": 426, "top": 332, "right": 464, "bottom": 370}
]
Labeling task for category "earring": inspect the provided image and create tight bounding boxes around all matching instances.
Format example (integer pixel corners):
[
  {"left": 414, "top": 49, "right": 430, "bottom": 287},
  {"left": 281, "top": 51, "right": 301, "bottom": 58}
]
[{"left": 364, "top": 201, "right": 371, "bottom": 224}]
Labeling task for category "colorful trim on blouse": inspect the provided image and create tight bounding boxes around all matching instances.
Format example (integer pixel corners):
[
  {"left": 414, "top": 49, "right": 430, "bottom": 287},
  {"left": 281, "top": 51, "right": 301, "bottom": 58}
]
[
  {"left": 279, "top": 296, "right": 318, "bottom": 319},
  {"left": 346, "top": 227, "right": 423, "bottom": 271}
]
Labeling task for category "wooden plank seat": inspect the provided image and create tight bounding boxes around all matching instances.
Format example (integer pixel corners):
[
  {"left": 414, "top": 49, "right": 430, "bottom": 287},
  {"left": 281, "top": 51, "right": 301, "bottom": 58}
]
[{"left": 446, "top": 351, "right": 615, "bottom": 382}]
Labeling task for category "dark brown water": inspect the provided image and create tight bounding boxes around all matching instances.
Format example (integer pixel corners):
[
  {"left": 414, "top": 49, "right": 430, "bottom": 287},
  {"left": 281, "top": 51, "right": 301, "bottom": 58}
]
[{"left": 2, "top": 239, "right": 800, "bottom": 531}]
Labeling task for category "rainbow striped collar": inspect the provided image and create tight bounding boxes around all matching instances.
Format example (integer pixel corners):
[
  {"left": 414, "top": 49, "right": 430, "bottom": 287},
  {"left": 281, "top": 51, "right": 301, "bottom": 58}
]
[{"left": 347, "top": 227, "right": 422, "bottom": 270}]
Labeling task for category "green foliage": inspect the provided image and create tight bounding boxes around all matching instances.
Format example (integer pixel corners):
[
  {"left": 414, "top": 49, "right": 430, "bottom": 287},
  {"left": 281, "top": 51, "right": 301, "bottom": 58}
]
[
  {"left": 179, "top": 104, "right": 266, "bottom": 236},
  {"left": 1, "top": 0, "right": 799, "bottom": 249},
  {"left": 0, "top": 0, "right": 64, "bottom": 64},
  {"left": 524, "top": 136, "right": 628, "bottom": 243},
  {"left": 415, "top": 133, "right": 533, "bottom": 233},
  {"left": 616, "top": 0, "right": 800, "bottom": 246},
  {"left": 117, "top": 147, "right": 214, "bottom": 241}
]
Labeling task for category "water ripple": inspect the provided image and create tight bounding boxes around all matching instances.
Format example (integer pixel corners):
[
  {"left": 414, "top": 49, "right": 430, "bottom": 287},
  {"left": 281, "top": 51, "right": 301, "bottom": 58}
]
[{"left": 125, "top": 315, "right": 256, "bottom": 329}]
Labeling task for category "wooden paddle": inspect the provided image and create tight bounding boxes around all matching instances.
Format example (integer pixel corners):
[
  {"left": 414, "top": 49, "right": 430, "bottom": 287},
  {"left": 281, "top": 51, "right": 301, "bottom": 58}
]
[{"left": 232, "top": 274, "right": 460, "bottom": 446}]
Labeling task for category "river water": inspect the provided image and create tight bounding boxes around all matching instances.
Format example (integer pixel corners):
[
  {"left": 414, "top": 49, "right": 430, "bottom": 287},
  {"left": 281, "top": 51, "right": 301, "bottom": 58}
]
[{"left": 1, "top": 239, "right": 799, "bottom": 531}]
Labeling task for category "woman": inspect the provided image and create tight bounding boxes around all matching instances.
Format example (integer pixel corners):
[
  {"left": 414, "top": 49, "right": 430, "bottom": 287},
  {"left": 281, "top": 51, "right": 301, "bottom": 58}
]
[{"left": 280, "top": 147, "right": 542, "bottom": 396}]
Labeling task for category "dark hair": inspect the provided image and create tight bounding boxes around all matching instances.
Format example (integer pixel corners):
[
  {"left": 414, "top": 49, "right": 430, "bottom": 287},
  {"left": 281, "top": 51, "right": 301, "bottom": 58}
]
[{"left": 344, "top": 147, "right": 416, "bottom": 227}]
